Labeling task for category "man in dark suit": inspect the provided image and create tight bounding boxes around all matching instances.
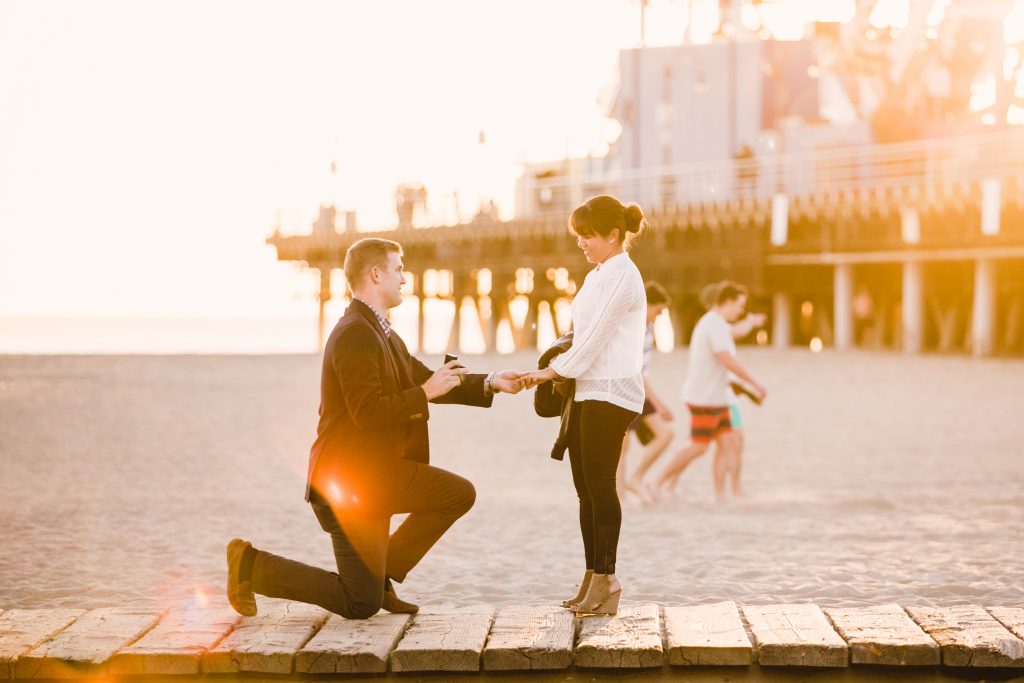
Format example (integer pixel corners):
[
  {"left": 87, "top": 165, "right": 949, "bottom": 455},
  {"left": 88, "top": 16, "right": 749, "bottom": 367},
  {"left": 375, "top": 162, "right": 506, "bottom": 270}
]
[{"left": 226, "top": 238, "right": 524, "bottom": 618}]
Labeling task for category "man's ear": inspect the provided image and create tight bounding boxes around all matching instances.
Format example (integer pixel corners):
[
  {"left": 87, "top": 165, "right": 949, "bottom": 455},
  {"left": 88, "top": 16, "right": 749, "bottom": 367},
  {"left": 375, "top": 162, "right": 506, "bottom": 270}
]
[{"left": 368, "top": 265, "right": 381, "bottom": 284}]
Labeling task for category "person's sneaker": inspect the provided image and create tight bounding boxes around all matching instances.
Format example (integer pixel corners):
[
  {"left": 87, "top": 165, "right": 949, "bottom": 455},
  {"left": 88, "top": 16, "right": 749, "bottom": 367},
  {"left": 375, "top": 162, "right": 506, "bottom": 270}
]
[
  {"left": 381, "top": 581, "right": 419, "bottom": 614},
  {"left": 226, "top": 538, "right": 258, "bottom": 617}
]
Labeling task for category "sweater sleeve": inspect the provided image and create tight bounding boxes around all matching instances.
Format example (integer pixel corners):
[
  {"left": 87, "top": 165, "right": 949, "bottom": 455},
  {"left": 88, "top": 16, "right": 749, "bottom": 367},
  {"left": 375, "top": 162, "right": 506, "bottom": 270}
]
[{"left": 549, "top": 271, "right": 638, "bottom": 379}]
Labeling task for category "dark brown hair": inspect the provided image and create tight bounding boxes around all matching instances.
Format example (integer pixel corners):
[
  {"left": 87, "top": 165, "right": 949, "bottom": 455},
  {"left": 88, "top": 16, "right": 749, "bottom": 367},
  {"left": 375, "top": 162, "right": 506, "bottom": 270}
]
[
  {"left": 568, "top": 195, "right": 648, "bottom": 250},
  {"left": 645, "top": 281, "right": 671, "bottom": 306},
  {"left": 713, "top": 280, "right": 748, "bottom": 306}
]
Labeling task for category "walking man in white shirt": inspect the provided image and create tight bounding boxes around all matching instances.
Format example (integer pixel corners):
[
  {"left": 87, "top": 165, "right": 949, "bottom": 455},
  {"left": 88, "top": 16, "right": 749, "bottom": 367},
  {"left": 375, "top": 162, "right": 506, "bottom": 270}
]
[{"left": 652, "top": 281, "right": 767, "bottom": 502}]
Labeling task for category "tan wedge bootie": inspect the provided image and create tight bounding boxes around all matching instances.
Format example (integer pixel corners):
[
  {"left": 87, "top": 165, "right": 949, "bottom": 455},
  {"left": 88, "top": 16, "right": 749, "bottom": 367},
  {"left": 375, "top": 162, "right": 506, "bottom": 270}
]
[
  {"left": 569, "top": 573, "right": 621, "bottom": 616},
  {"left": 560, "top": 569, "right": 594, "bottom": 608}
]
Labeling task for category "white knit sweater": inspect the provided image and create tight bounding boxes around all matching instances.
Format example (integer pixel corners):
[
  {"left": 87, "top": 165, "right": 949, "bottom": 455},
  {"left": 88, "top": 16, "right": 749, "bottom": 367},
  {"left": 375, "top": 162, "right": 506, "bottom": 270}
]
[{"left": 549, "top": 252, "right": 646, "bottom": 413}]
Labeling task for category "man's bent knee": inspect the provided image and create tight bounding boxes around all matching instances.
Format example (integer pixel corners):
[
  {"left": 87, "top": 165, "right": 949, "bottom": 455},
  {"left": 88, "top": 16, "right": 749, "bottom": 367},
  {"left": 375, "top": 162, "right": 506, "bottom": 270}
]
[
  {"left": 453, "top": 479, "right": 476, "bottom": 516},
  {"left": 339, "top": 589, "right": 384, "bottom": 620}
]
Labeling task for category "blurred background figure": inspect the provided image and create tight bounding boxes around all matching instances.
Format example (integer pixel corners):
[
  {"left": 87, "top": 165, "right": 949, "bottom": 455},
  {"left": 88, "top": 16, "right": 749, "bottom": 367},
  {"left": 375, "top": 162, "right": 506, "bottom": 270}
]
[
  {"left": 617, "top": 282, "right": 676, "bottom": 503},
  {"left": 699, "top": 282, "right": 769, "bottom": 500},
  {"left": 652, "top": 281, "right": 767, "bottom": 502}
]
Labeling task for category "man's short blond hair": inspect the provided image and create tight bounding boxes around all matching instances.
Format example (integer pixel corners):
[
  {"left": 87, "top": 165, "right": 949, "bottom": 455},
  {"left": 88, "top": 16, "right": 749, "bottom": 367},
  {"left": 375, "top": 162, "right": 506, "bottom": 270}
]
[{"left": 343, "top": 238, "right": 403, "bottom": 290}]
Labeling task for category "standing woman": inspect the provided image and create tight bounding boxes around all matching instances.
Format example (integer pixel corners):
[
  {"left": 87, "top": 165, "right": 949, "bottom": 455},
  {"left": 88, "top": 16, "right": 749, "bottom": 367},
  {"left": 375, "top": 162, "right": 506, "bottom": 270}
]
[{"left": 525, "top": 195, "right": 648, "bottom": 615}]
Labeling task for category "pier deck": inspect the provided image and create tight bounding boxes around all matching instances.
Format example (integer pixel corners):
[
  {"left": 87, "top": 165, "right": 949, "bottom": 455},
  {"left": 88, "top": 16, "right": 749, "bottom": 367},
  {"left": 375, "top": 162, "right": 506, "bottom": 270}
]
[{"left": 1, "top": 601, "right": 1022, "bottom": 678}]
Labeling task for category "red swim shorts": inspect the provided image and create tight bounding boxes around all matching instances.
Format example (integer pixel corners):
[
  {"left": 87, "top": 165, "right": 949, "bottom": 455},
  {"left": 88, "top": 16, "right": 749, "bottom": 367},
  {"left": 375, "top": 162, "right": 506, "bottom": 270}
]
[{"left": 687, "top": 404, "right": 732, "bottom": 442}]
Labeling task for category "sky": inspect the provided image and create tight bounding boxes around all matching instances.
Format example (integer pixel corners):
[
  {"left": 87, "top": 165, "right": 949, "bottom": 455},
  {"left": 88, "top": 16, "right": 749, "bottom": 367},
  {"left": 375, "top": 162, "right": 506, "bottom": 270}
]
[
  {"left": 0, "top": 0, "right": 917, "bottom": 322},
  {"left": 0, "top": 0, "right": 719, "bottom": 319}
]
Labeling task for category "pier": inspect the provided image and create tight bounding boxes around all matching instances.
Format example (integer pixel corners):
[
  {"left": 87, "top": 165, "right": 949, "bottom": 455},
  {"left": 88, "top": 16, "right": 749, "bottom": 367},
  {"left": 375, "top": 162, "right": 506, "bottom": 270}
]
[
  {"left": 269, "top": 130, "right": 1024, "bottom": 357},
  {"left": 2, "top": 601, "right": 1024, "bottom": 678}
]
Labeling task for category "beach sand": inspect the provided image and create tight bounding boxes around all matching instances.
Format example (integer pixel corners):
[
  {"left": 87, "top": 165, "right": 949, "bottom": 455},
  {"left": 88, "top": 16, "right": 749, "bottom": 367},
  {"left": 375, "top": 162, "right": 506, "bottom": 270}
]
[{"left": 0, "top": 349, "right": 1021, "bottom": 610}]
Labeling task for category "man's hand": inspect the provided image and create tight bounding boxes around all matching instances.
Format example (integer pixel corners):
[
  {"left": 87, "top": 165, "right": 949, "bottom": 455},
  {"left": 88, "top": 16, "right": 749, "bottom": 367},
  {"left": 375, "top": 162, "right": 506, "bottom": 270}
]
[
  {"left": 657, "top": 404, "right": 675, "bottom": 421},
  {"left": 521, "top": 367, "right": 557, "bottom": 389},
  {"left": 491, "top": 370, "right": 527, "bottom": 394},
  {"left": 422, "top": 360, "right": 467, "bottom": 400},
  {"left": 747, "top": 312, "right": 767, "bottom": 328},
  {"left": 752, "top": 381, "right": 768, "bottom": 402}
]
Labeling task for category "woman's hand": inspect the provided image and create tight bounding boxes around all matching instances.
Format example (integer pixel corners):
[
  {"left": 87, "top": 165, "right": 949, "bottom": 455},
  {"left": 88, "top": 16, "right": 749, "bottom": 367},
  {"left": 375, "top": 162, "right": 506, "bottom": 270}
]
[{"left": 522, "top": 367, "right": 557, "bottom": 389}]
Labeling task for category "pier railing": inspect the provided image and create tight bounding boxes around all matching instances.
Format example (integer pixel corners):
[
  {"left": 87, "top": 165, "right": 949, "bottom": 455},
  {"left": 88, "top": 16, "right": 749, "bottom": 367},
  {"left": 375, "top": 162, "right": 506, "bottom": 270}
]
[{"left": 516, "top": 129, "right": 1024, "bottom": 217}]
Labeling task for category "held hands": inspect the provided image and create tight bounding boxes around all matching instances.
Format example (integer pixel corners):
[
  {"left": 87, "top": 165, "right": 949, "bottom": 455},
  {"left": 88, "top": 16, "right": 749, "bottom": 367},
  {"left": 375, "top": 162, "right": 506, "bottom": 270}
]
[
  {"left": 491, "top": 370, "right": 529, "bottom": 395},
  {"left": 521, "top": 367, "right": 557, "bottom": 389},
  {"left": 422, "top": 360, "right": 468, "bottom": 400},
  {"left": 422, "top": 364, "right": 560, "bottom": 399}
]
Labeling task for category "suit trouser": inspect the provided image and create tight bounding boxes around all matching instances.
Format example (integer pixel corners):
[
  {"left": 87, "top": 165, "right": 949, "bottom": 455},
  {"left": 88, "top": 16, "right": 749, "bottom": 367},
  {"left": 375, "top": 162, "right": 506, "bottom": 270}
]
[{"left": 251, "top": 460, "right": 476, "bottom": 619}]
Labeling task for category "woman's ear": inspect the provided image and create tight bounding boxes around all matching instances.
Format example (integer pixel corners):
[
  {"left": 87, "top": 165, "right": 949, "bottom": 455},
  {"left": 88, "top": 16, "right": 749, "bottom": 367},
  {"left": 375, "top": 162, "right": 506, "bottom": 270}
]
[{"left": 609, "top": 228, "right": 621, "bottom": 243}]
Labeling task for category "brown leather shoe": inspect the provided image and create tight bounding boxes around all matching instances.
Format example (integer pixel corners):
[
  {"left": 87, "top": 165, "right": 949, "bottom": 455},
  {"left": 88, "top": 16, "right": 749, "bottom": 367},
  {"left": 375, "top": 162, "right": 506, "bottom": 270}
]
[
  {"left": 381, "top": 581, "right": 419, "bottom": 614},
  {"left": 226, "top": 538, "right": 258, "bottom": 616}
]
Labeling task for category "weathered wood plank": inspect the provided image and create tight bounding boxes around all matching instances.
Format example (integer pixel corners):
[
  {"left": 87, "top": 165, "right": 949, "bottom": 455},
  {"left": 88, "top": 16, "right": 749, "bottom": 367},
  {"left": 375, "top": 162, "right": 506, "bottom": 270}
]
[
  {"left": 201, "top": 602, "right": 327, "bottom": 675},
  {"left": 482, "top": 604, "right": 574, "bottom": 671},
  {"left": 906, "top": 605, "right": 1024, "bottom": 668},
  {"left": 389, "top": 605, "right": 493, "bottom": 672},
  {"left": 824, "top": 604, "right": 939, "bottom": 666},
  {"left": 574, "top": 603, "right": 663, "bottom": 669},
  {"left": 664, "top": 601, "right": 753, "bottom": 666},
  {"left": 106, "top": 602, "right": 240, "bottom": 675},
  {"left": 741, "top": 603, "right": 848, "bottom": 667},
  {"left": 14, "top": 607, "right": 163, "bottom": 679},
  {"left": 0, "top": 609, "right": 84, "bottom": 679},
  {"left": 294, "top": 613, "right": 411, "bottom": 674},
  {"left": 989, "top": 607, "right": 1024, "bottom": 642}
]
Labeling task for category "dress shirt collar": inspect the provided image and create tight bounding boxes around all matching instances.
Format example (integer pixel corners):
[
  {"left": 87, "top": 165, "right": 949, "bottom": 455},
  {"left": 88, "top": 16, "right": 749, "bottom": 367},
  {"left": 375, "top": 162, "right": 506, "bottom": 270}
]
[{"left": 351, "top": 297, "right": 391, "bottom": 337}]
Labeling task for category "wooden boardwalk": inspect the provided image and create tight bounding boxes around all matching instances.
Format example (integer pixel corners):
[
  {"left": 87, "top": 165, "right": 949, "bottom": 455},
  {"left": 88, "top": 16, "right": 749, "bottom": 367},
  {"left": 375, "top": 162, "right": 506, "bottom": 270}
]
[{"left": 1, "top": 600, "right": 1022, "bottom": 677}]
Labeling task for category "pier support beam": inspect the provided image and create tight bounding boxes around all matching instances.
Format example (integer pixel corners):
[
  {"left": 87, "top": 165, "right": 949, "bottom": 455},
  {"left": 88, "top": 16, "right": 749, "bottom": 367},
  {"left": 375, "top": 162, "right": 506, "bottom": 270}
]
[
  {"left": 834, "top": 264, "right": 853, "bottom": 351},
  {"left": 415, "top": 272, "right": 427, "bottom": 355},
  {"left": 902, "top": 261, "right": 923, "bottom": 354},
  {"left": 772, "top": 292, "right": 792, "bottom": 350},
  {"left": 489, "top": 274, "right": 512, "bottom": 354},
  {"left": 447, "top": 273, "right": 468, "bottom": 354},
  {"left": 972, "top": 258, "right": 996, "bottom": 357},
  {"left": 317, "top": 268, "right": 332, "bottom": 351}
]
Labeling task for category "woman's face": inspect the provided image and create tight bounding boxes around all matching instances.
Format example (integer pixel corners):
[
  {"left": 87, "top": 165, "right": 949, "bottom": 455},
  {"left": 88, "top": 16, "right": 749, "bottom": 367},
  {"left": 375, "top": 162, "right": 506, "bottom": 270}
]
[{"left": 576, "top": 230, "right": 619, "bottom": 264}]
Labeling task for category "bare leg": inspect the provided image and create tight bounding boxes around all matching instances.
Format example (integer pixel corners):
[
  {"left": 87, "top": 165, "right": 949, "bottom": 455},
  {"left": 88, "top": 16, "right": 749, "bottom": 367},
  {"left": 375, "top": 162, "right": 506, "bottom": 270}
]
[
  {"left": 628, "top": 416, "right": 676, "bottom": 489},
  {"left": 652, "top": 441, "right": 709, "bottom": 500},
  {"left": 730, "top": 430, "right": 746, "bottom": 497},
  {"left": 713, "top": 431, "right": 743, "bottom": 502}
]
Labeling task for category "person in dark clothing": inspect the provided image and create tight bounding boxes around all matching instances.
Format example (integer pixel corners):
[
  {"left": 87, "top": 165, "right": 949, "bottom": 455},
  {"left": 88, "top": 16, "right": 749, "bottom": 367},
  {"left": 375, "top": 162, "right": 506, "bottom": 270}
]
[{"left": 226, "top": 237, "right": 525, "bottom": 619}]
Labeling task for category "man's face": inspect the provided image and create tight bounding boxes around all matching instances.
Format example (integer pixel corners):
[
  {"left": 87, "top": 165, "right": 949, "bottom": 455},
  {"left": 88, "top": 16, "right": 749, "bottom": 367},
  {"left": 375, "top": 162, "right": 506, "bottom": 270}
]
[
  {"left": 373, "top": 251, "right": 406, "bottom": 309},
  {"left": 721, "top": 294, "right": 747, "bottom": 323}
]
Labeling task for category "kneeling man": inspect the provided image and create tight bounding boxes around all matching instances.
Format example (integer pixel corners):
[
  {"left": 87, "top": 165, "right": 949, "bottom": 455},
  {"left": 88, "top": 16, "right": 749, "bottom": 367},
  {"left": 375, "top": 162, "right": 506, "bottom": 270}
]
[{"left": 226, "top": 238, "right": 523, "bottom": 618}]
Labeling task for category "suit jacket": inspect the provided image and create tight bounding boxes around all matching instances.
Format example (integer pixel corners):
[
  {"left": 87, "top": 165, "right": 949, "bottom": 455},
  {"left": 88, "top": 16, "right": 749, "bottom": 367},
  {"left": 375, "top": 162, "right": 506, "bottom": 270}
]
[
  {"left": 305, "top": 299, "right": 493, "bottom": 505},
  {"left": 535, "top": 331, "right": 575, "bottom": 461}
]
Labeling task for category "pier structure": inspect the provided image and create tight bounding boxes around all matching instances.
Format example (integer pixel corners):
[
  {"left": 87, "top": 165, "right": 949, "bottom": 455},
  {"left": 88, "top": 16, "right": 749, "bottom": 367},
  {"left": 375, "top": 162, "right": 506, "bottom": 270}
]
[{"left": 268, "top": 130, "right": 1024, "bottom": 356}]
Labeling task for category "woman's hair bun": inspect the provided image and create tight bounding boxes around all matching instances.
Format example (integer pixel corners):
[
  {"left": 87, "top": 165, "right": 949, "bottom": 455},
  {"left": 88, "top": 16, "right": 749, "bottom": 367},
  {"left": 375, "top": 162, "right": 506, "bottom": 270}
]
[{"left": 623, "top": 203, "right": 645, "bottom": 233}]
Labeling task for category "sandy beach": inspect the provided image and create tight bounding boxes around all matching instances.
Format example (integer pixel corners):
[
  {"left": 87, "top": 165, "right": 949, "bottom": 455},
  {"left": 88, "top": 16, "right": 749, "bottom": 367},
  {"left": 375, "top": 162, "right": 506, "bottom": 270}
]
[{"left": 1, "top": 349, "right": 1021, "bottom": 611}]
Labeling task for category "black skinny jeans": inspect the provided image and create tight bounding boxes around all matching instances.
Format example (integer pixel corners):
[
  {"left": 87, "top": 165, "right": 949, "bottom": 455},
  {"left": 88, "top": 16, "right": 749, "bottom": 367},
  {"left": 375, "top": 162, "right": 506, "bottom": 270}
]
[{"left": 567, "top": 399, "right": 638, "bottom": 575}]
